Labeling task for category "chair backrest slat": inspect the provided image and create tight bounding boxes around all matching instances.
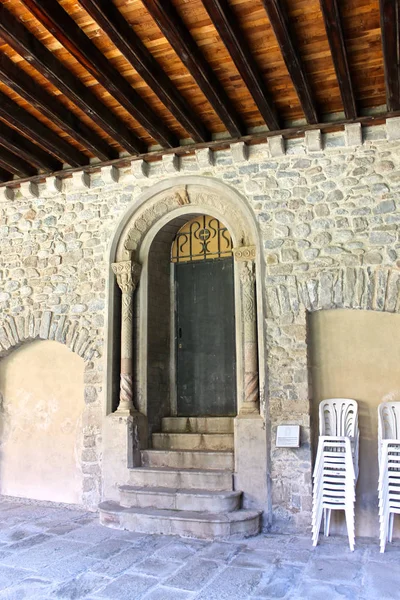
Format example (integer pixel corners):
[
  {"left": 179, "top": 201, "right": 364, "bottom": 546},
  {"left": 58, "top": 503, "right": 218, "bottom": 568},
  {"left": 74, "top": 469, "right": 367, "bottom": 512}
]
[{"left": 319, "top": 398, "right": 358, "bottom": 437}]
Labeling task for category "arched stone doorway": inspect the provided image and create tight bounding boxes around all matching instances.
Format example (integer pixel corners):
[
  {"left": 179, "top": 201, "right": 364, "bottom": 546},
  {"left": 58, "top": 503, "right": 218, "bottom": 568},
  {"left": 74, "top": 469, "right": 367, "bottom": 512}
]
[{"left": 103, "top": 178, "right": 269, "bottom": 520}]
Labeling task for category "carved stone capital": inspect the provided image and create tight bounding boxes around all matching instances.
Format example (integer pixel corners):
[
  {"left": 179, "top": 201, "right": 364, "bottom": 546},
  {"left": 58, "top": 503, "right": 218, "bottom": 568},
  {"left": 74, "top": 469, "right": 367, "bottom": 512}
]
[
  {"left": 233, "top": 246, "right": 256, "bottom": 262},
  {"left": 112, "top": 261, "right": 141, "bottom": 294}
]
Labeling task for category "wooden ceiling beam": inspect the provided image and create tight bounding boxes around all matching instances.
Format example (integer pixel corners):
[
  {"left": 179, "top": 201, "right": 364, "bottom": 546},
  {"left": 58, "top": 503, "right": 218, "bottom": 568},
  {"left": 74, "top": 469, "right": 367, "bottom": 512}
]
[
  {"left": 0, "top": 168, "right": 13, "bottom": 183},
  {"left": 79, "top": 0, "right": 210, "bottom": 143},
  {"left": 21, "top": 0, "right": 178, "bottom": 148},
  {"left": 0, "top": 91, "right": 87, "bottom": 167},
  {"left": 261, "top": 0, "right": 318, "bottom": 124},
  {"left": 142, "top": 0, "right": 245, "bottom": 137},
  {"left": 380, "top": 0, "right": 400, "bottom": 112},
  {"left": 202, "top": 0, "right": 279, "bottom": 130},
  {"left": 2, "top": 110, "right": 399, "bottom": 190},
  {"left": 0, "top": 146, "right": 37, "bottom": 178},
  {"left": 0, "top": 53, "right": 116, "bottom": 161},
  {"left": 319, "top": 0, "right": 357, "bottom": 120},
  {"left": 0, "top": 4, "right": 145, "bottom": 155},
  {"left": 0, "top": 121, "right": 61, "bottom": 171}
]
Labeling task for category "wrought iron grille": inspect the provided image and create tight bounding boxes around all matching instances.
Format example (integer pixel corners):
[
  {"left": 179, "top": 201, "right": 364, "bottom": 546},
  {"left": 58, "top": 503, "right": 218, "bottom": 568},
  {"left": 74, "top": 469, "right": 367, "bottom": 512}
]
[{"left": 171, "top": 215, "right": 233, "bottom": 263}]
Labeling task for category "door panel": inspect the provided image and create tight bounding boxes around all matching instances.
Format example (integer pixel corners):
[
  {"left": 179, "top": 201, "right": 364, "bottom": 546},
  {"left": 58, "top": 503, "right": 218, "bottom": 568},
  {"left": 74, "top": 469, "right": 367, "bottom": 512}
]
[{"left": 176, "top": 257, "right": 236, "bottom": 416}]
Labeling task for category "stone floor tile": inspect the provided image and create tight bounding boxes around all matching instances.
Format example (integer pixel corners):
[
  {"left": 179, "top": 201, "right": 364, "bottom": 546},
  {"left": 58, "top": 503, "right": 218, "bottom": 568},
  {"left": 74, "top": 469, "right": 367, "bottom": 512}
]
[
  {"left": 141, "top": 586, "right": 196, "bottom": 599},
  {"left": 311, "top": 539, "right": 367, "bottom": 562},
  {"left": 305, "top": 558, "right": 361, "bottom": 585},
  {"left": 0, "top": 565, "right": 35, "bottom": 590},
  {"left": 83, "top": 539, "right": 132, "bottom": 560},
  {"left": 0, "top": 576, "right": 54, "bottom": 599},
  {"left": 165, "top": 558, "right": 222, "bottom": 591},
  {"left": 130, "top": 556, "right": 183, "bottom": 578},
  {"left": 45, "top": 523, "right": 83, "bottom": 536},
  {"left": 34, "top": 554, "right": 99, "bottom": 581},
  {"left": 94, "top": 573, "right": 158, "bottom": 599},
  {"left": 195, "top": 566, "right": 264, "bottom": 599},
  {"left": 152, "top": 540, "right": 207, "bottom": 562},
  {"left": 287, "top": 581, "right": 363, "bottom": 600},
  {"left": 197, "top": 541, "right": 245, "bottom": 562},
  {"left": 0, "top": 538, "right": 90, "bottom": 569},
  {"left": 63, "top": 524, "right": 114, "bottom": 544},
  {"left": 89, "top": 548, "right": 151, "bottom": 577},
  {"left": 229, "top": 548, "right": 278, "bottom": 570},
  {"left": 50, "top": 572, "right": 109, "bottom": 599},
  {"left": 363, "top": 560, "right": 400, "bottom": 599},
  {"left": 251, "top": 563, "right": 302, "bottom": 599},
  {"left": 7, "top": 533, "right": 52, "bottom": 551}
]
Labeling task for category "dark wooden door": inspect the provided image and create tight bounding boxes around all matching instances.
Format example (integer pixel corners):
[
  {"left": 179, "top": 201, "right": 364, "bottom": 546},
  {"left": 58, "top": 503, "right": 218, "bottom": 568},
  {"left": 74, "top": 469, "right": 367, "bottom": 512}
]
[{"left": 175, "top": 257, "right": 236, "bottom": 416}]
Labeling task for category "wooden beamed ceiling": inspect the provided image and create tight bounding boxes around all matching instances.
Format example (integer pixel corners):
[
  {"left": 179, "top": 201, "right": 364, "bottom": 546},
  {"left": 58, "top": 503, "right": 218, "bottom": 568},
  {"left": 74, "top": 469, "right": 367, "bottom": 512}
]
[{"left": 0, "top": 0, "right": 396, "bottom": 186}]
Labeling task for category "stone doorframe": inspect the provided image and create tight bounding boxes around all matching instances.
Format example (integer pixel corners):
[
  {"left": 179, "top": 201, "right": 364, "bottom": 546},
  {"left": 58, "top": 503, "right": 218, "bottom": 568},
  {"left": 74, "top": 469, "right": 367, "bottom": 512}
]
[{"left": 103, "top": 177, "right": 270, "bottom": 518}]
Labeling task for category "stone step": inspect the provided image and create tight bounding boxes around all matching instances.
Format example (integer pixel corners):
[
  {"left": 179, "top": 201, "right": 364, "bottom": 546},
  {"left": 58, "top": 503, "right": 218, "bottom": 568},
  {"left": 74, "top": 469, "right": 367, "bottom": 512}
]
[
  {"left": 152, "top": 433, "right": 234, "bottom": 451},
  {"left": 128, "top": 467, "right": 233, "bottom": 491},
  {"left": 141, "top": 449, "right": 234, "bottom": 471},
  {"left": 99, "top": 501, "right": 261, "bottom": 540},
  {"left": 161, "top": 417, "right": 234, "bottom": 434},
  {"left": 119, "top": 486, "right": 241, "bottom": 512}
]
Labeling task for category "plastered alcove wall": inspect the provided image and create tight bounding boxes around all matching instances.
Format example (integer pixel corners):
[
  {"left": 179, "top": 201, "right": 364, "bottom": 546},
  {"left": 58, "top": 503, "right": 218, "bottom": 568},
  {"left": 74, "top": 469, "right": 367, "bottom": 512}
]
[
  {"left": 0, "top": 340, "right": 84, "bottom": 504},
  {"left": 310, "top": 309, "right": 400, "bottom": 538}
]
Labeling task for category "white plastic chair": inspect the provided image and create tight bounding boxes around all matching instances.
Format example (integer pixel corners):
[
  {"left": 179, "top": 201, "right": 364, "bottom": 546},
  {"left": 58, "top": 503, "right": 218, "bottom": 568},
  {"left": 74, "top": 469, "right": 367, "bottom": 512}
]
[
  {"left": 378, "top": 403, "right": 400, "bottom": 552},
  {"left": 312, "top": 399, "right": 359, "bottom": 551}
]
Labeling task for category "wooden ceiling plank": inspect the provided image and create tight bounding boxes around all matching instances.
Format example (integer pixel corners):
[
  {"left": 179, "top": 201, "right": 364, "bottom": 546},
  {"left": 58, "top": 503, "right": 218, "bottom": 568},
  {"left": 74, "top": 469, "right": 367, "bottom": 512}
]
[
  {"left": 21, "top": 0, "right": 178, "bottom": 148},
  {"left": 261, "top": 0, "right": 318, "bottom": 124},
  {"left": 0, "top": 91, "right": 87, "bottom": 167},
  {"left": 0, "top": 146, "right": 37, "bottom": 178},
  {"left": 142, "top": 0, "right": 245, "bottom": 137},
  {"left": 0, "top": 4, "right": 145, "bottom": 155},
  {"left": 0, "top": 120, "right": 61, "bottom": 171},
  {"left": 0, "top": 53, "right": 117, "bottom": 161},
  {"left": 202, "top": 0, "right": 279, "bottom": 130},
  {"left": 319, "top": 0, "right": 357, "bottom": 120},
  {"left": 379, "top": 0, "right": 400, "bottom": 112},
  {"left": 79, "top": 0, "right": 210, "bottom": 143}
]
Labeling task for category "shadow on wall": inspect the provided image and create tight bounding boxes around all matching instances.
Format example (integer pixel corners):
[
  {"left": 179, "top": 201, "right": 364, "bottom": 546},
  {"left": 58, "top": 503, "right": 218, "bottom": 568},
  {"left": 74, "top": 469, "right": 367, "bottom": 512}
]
[
  {"left": 0, "top": 340, "right": 85, "bottom": 504},
  {"left": 309, "top": 308, "right": 400, "bottom": 539}
]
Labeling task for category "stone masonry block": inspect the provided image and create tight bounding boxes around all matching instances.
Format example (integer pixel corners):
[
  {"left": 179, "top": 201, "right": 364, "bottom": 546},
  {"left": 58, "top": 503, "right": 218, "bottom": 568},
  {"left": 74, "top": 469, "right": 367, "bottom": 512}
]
[
  {"left": 305, "top": 129, "right": 322, "bottom": 152},
  {"left": 68, "top": 171, "right": 90, "bottom": 191},
  {"left": 162, "top": 153, "right": 180, "bottom": 173},
  {"left": 0, "top": 186, "right": 14, "bottom": 202},
  {"left": 100, "top": 165, "right": 120, "bottom": 184},
  {"left": 345, "top": 123, "right": 362, "bottom": 146},
  {"left": 19, "top": 181, "right": 39, "bottom": 199},
  {"left": 268, "top": 135, "right": 285, "bottom": 157},
  {"left": 196, "top": 148, "right": 215, "bottom": 167},
  {"left": 42, "top": 176, "right": 64, "bottom": 196},
  {"left": 131, "top": 159, "right": 149, "bottom": 178},
  {"left": 386, "top": 117, "right": 400, "bottom": 141},
  {"left": 230, "top": 142, "right": 249, "bottom": 163}
]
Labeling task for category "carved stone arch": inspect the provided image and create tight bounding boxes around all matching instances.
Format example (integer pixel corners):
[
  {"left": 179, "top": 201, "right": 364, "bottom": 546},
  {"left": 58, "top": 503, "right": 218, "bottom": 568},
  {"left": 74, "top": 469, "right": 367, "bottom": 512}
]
[
  {"left": 105, "top": 176, "right": 270, "bottom": 519},
  {"left": 265, "top": 267, "right": 400, "bottom": 320},
  {"left": 0, "top": 311, "right": 99, "bottom": 361},
  {"left": 114, "top": 178, "right": 259, "bottom": 262}
]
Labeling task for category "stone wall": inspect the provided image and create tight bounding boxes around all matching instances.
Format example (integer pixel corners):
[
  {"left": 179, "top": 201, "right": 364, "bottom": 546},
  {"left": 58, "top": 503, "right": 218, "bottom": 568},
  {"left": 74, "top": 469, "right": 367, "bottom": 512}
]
[{"left": 1, "top": 120, "right": 400, "bottom": 528}]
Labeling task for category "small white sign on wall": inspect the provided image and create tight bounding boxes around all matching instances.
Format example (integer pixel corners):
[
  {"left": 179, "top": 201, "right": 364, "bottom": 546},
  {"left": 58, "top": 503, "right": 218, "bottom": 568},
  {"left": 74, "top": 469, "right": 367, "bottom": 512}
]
[{"left": 276, "top": 425, "right": 300, "bottom": 448}]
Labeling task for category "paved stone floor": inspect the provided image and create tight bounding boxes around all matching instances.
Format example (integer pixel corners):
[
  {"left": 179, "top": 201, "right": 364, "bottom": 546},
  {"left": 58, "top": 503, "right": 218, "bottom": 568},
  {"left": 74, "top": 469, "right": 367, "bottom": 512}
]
[{"left": 0, "top": 499, "right": 398, "bottom": 599}]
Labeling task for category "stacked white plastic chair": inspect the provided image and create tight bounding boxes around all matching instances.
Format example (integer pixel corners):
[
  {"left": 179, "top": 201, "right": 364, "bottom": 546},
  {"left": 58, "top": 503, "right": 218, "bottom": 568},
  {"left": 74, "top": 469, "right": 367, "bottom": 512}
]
[
  {"left": 378, "top": 402, "right": 400, "bottom": 553},
  {"left": 312, "top": 398, "right": 359, "bottom": 551}
]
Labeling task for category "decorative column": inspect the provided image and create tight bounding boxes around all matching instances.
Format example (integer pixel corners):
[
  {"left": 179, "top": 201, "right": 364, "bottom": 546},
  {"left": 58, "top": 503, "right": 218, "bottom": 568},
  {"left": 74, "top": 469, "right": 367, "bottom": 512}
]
[
  {"left": 111, "top": 260, "right": 141, "bottom": 413},
  {"left": 233, "top": 246, "right": 268, "bottom": 519},
  {"left": 233, "top": 246, "right": 259, "bottom": 415}
]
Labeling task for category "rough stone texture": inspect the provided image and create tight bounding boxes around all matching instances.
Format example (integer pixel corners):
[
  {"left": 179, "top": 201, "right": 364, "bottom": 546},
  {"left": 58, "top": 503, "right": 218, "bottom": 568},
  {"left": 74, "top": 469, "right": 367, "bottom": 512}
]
[
  {"left": 2, "top": 125, "right": 400, "bottom": 529},
  {"left": 0, "top": 500, "right": 395, "bottom": 600}
]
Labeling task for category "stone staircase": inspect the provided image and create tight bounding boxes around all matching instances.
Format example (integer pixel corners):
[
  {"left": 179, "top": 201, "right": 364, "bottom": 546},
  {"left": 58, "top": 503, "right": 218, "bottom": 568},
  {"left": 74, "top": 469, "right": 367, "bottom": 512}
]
[{"left": 99, "top": 416, "right": 261, "bottom": 539}]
